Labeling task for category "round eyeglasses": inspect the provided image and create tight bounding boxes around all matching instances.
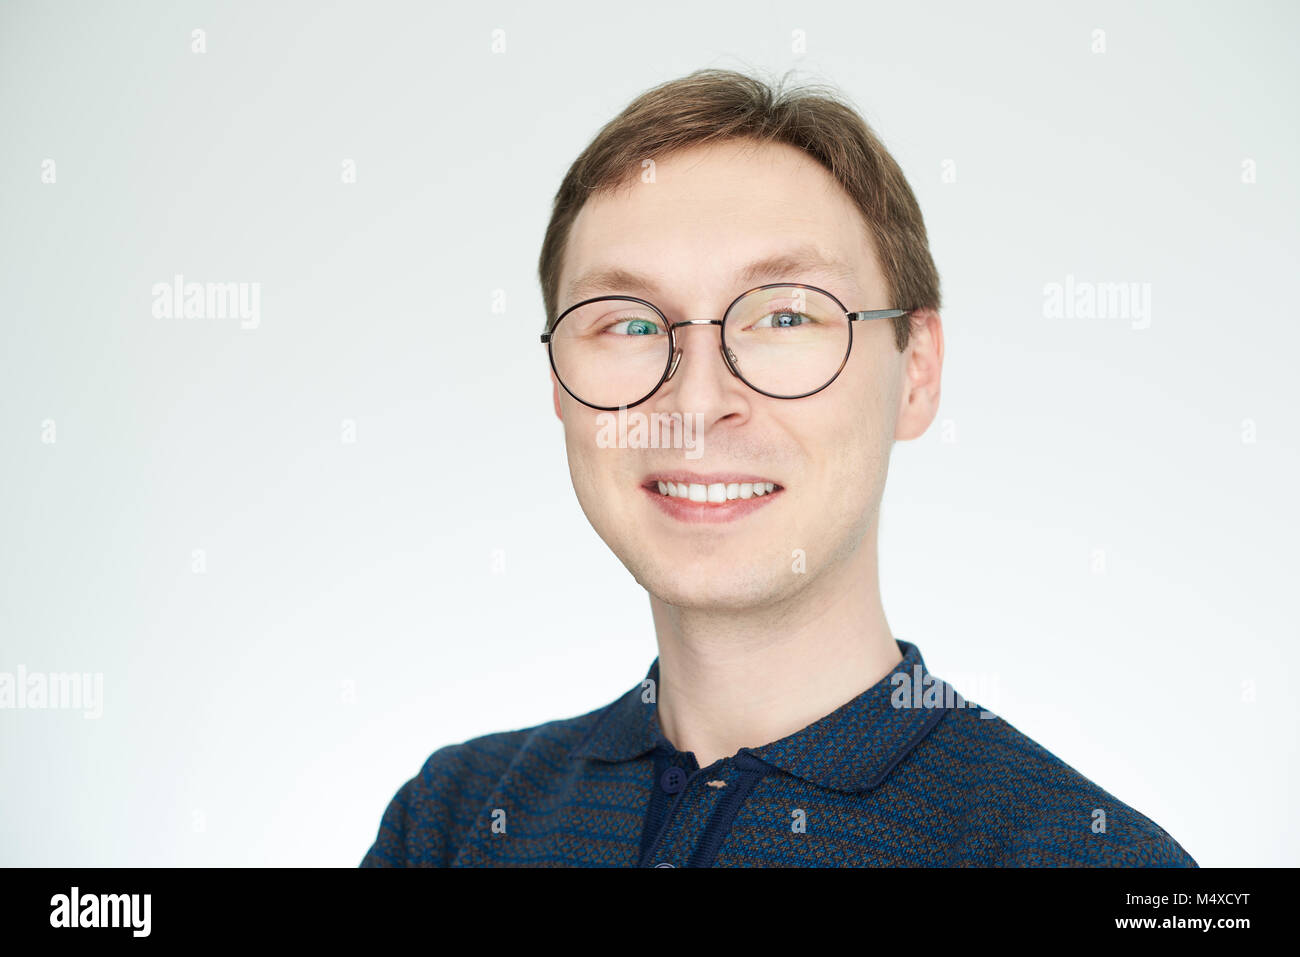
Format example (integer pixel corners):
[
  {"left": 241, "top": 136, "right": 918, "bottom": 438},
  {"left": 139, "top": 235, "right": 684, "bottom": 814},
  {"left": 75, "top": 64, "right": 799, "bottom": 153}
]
[{"left": 540, "top": 282, "right": 908, "bottom": 411}]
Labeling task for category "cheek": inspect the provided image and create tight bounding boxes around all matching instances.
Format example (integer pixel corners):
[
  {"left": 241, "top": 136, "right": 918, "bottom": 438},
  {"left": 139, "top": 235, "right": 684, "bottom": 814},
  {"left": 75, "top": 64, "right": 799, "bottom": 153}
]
[
  {"left": 811, "top": 350, "right": 897, "bottom": 503},
  {"left": 562, "top": 413, "right": 601, "bottom": 494},
  {"left": 843, "top": 337, "right": 901, "bottom": 440},
  {"left": 561, "top": 410, "right": 629, "bottom": 525}
]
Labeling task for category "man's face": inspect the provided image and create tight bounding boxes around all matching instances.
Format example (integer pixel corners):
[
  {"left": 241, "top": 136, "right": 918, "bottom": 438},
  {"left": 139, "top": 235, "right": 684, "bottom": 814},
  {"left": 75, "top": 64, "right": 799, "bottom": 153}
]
[{"left": 552, "top": 138, "right": 929, "bottom": 610}]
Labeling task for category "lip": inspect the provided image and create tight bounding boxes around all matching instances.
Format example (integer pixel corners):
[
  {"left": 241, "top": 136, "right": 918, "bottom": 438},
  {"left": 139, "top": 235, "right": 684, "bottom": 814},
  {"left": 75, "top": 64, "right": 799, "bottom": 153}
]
[{"left": 641, "top": 472, "right": 784, "bottom": 525}]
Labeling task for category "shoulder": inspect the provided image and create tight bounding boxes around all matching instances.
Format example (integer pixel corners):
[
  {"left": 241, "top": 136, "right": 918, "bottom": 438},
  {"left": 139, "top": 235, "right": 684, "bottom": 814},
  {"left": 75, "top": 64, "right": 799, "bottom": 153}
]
[
  {"left": 915, "top": 702, "right": 1197, "bottom": 867},
  {"left": 359, "top": 703, "right": 608, "bottom": 867}
]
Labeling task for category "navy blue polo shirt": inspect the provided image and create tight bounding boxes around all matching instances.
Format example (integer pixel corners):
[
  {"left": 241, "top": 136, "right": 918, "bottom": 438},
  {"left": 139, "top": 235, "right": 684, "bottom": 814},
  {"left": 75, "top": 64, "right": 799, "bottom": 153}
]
[{"left": 360, "top": 640, "right": 1197, "bottom": 867}]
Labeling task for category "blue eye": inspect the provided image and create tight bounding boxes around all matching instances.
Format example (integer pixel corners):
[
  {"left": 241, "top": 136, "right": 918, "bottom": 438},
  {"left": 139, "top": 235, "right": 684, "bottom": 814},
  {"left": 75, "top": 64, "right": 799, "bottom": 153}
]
[
  {"left": 611, "top": 317, "right": 663, "bottom": 335},
  {"left": 755, "top": 311, "right": 810, "bottom": 328}
]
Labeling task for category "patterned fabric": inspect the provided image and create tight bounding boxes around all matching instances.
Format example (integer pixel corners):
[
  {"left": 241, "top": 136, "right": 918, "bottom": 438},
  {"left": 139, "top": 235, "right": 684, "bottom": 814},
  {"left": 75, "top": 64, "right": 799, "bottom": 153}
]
[{"left": 360, "top": 641, "right": 1197, "bottom": 867}]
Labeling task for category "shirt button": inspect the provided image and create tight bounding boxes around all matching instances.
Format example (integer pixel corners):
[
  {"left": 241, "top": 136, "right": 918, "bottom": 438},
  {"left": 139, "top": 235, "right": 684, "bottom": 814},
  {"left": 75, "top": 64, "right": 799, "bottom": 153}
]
[
  {"left": 660, "top": 766, "right": 687, "bottom": 793},
  {"left": 654, "top": 862, "right": 675, "bottom": 868}
]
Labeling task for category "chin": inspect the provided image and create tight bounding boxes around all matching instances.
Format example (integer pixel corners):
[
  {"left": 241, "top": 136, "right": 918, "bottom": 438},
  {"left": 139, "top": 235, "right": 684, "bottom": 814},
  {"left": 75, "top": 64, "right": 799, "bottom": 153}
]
[{"left": 627, "top": 555, "right": 795, "bottom": 610}]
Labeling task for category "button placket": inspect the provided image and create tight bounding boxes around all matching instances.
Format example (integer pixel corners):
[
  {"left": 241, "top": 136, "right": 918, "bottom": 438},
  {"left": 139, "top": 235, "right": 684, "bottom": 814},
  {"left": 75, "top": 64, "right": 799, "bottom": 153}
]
[
  {"left": 659, "top": 765, "right": 687, "bottom": 794},
  {"left": 642, "top": 758, "right": 743, "bottom": 867}
]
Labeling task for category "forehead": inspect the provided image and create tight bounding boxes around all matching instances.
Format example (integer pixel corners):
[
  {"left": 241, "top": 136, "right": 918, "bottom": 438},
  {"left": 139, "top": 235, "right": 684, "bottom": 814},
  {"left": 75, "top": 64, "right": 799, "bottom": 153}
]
[{"left": 559, "top": 139, "right": 884, "bottom": 310}]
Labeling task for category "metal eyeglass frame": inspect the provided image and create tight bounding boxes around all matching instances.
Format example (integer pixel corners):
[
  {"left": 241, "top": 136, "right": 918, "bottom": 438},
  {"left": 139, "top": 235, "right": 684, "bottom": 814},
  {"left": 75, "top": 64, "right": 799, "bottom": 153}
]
[{"left": 540, "top": 281, "right": 909, "bottom": 411}]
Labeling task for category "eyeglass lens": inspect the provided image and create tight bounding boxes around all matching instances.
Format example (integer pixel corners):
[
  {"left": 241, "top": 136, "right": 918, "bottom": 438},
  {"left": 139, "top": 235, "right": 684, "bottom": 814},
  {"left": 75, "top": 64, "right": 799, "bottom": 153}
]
[{"left": 549, "top": 285, "right": 850, "bottom": 407}]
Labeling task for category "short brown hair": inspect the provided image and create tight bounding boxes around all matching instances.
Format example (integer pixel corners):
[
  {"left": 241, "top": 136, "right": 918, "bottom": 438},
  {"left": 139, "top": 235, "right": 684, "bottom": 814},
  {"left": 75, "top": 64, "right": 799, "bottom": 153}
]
[{"left": 537, "top": 67, "right": 941, "bottom": 351}]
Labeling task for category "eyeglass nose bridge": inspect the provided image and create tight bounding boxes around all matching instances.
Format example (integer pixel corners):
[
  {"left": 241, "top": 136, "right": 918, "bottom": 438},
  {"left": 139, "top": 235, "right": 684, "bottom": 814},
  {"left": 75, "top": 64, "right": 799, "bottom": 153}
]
[{"left": 663, "top": 318, "right": 738, "bottom": 384}]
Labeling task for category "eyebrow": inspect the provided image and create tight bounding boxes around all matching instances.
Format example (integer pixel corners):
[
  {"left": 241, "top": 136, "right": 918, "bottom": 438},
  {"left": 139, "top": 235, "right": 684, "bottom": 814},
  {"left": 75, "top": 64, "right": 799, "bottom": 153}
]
[{"left": 563, "top": 244, "right": 858, "bottom": 307}]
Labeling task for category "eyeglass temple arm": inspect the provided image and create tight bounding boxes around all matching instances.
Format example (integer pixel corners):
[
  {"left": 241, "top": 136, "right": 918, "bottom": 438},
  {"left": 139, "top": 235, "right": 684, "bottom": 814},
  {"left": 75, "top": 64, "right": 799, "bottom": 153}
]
[{"left": 847, "top": 309, "right": 909, "bottom": 323}]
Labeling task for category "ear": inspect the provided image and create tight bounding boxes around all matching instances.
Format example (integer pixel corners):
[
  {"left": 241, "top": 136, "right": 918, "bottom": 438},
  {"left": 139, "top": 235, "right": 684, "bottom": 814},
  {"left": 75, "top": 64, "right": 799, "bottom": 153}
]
[
  {"left": 894, "top": 309, "right": 944, "bottom": 441},
  {"left": 551, "top": 369, "right": 563, "bottom": 421}
]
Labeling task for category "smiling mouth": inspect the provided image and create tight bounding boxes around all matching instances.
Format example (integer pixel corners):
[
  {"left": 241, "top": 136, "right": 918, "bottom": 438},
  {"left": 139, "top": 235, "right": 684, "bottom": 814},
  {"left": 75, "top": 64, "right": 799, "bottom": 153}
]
[{"left": 642, "top": 476, "right": 783, "bottom": 503}]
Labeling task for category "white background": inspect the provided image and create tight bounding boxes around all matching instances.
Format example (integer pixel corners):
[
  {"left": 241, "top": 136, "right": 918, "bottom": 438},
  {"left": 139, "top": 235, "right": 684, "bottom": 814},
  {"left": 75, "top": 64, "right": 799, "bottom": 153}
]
[{"left": 1, "top": 0, "right": 1296, "bottom": 866}]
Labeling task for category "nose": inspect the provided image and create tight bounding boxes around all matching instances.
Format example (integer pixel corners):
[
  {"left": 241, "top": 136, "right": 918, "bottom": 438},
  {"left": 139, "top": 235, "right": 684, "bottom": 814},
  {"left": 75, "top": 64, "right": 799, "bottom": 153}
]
[{"left": 663, "top": 319, "right": 737, "bottom": 385}]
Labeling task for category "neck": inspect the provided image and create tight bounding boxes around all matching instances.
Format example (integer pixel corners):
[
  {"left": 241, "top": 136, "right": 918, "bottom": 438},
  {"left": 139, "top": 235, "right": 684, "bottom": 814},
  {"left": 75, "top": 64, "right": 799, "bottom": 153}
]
[{"left": 649, "top": 530, "right": 901, "bottom": 770}]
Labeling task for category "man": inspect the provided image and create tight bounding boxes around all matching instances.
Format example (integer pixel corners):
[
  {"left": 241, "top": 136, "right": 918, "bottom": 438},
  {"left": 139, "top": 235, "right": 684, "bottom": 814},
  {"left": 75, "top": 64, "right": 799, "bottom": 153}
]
[{"left": 360, "top": 68, "right": 1196, "bottom": 867}]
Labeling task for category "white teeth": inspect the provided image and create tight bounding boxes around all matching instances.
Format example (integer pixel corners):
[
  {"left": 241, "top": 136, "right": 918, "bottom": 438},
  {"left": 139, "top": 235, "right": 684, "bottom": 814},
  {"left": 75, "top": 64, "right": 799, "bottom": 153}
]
[{"left": 653, "top": 480, "right": 780, "bottom": 502}]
